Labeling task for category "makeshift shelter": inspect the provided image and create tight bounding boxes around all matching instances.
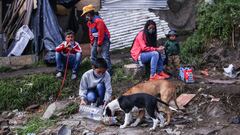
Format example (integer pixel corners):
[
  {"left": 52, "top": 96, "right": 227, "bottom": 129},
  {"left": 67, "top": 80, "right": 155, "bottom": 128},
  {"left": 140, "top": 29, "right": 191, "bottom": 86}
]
[
  {"left": 0, "top": 0, "right": 171, "bottom": 65},
  {"left": 0, "top": 0, "right": 90, "bottom": 64}
]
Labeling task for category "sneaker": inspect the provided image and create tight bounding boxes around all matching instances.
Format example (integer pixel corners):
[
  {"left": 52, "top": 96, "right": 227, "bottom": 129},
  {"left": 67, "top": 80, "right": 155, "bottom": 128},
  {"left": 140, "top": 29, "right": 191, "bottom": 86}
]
[
  {"left": 149, "top": 74, "right": 166, "bottom": 81},
  {"left": 71, "top": 73, "right": 77, "bottom": 80},
  {"left": 56, "top": 72, "right": 62, "bottom": 78},
  {"left": 158, "top": 71, "right": 170, "bottom": 78}
]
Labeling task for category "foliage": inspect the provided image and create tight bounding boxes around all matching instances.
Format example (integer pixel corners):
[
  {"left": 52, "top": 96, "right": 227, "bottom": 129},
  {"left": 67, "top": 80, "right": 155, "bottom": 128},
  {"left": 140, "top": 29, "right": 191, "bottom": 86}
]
[
  {"left": 111, "top": 64, "right": 137, "bottom": 84},
  {"left": 16, "top": 117, "right": 56, "bottom": 135},
  {"left": 181, "top": 0, "right": 240, "bottom": 65},
  {"left": 0, "top": 59, "right": 92, "bottom": 111},
  {"left": 0, "top": 74, "right": 60, "bottom": 110},
  {"left": 62, "top": 102, "right": 79, "bottom": 116},
  {"left": 0, "top": 66, "right": 14, "bottom": 72}
]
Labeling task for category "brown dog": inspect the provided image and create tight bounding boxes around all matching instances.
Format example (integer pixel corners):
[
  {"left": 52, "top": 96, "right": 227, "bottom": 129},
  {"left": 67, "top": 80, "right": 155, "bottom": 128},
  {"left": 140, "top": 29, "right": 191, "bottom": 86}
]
[{"left": 123, "top": 80, "right": 179, "bottom": 126}]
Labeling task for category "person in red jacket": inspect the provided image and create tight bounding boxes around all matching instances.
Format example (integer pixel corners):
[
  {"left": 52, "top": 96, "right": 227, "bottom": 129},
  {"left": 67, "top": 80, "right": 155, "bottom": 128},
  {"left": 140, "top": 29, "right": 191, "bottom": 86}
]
[
  {"left": 130, "top": 20, "right": 170, "bottom": 81},
  {"left": 81, "top": 4, "right": 112, "bottom": 74},
  {"left": 55, "top": 30, "right": 82, "bottom": 80}
]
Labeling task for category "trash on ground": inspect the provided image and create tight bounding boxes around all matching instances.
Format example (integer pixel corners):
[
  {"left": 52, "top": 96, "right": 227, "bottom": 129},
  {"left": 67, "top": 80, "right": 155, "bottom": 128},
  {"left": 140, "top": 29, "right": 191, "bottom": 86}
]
[
  {"left": 231, "top": 116, "right": 240, "bottom": 124},
  {"left": 176, "top": 94, "right": 196, "bottom": 109},
  {"left": 223, "top": 64, "right": 240, "bottom": 78},
  {"left": 164, "top": 128, "right": 181, "bottom": 135},
  {"left": 200, "top": 69, "right": 209, "bottom": 76},
  {"left": 79, "top": 105, "right": 103, "bottom": 121},
  {"left": 179, "top": 67, "right": 195, "bottom": 83},
  {"left": 101, "top": 116, "right": 118, "bottom": 126}
]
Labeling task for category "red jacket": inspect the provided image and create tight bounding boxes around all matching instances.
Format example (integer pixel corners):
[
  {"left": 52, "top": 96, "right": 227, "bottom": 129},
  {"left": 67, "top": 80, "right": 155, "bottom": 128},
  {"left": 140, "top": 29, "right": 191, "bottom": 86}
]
[
  {"left": 130, "top": 31, "right": 157, "bottom": 61},
  {"left": 87, "top": 16, "right": 110, "bottom": 46},
  {"left": 55, "top": 41, "right": 82, "bottom": 54}
]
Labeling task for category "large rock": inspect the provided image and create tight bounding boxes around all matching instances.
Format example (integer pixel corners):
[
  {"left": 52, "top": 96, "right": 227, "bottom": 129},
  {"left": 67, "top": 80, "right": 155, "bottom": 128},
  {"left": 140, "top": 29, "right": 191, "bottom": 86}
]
[
  {"left": 57, "top": 125, "right": 71, "bottom": 135},
  {"left": 123, "top": 63, "right": 145, "bottom": 79},
  {"left": 42, "top": 101, "right": 72, "bottom": 119}
]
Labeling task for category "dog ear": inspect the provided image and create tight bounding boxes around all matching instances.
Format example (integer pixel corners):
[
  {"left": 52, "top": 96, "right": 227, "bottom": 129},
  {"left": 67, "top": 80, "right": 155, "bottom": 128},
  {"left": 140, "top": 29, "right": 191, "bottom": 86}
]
[{"left": 105, "top": 106, "right": 112, "bottom": 116}]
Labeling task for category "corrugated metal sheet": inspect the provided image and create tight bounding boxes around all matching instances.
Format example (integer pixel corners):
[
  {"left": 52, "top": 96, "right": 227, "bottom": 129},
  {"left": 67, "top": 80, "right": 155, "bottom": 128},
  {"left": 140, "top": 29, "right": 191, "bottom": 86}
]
[
  {"left": 101, "top": 0, "right": 168, "bottom": 10},
  {"left": 99, "top": 0, "right": 170, "bottom": 50}
]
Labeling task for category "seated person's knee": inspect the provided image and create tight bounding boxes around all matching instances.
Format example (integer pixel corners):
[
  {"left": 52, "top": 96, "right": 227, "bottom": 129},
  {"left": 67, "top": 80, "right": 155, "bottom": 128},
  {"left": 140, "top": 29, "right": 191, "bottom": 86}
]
[{"left": 87, "top": 92, "right": 97, "bottom": 103}]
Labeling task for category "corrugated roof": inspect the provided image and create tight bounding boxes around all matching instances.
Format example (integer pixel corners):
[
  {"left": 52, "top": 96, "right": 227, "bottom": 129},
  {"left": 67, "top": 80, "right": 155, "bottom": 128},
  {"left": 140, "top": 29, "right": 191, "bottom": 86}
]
[
  {"left": 99, "top": 0, "right": 170, "bottom": 50},
  {"left": 101, "top": 0, "right": 168, "bottom": 10}
]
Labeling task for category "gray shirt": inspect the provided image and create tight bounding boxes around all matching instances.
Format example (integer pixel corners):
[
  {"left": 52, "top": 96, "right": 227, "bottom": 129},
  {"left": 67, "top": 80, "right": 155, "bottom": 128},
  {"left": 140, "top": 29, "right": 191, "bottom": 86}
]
[{"left": 79, "top": 69, "right": 112, "bottom": 102}]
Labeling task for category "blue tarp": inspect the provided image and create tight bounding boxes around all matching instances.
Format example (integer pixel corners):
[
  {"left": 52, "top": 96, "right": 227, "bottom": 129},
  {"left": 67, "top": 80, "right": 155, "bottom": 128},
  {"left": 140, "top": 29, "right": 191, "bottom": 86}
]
[{"left": 31, "top": 0, "right": 64, "bottom": 64}]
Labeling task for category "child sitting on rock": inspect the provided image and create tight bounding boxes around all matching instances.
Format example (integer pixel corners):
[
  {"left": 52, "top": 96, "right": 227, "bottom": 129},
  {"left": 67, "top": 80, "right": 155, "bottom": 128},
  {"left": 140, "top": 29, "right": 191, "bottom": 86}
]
[{"left": 55, "top": 30, "right": 82, "bottom": 80}]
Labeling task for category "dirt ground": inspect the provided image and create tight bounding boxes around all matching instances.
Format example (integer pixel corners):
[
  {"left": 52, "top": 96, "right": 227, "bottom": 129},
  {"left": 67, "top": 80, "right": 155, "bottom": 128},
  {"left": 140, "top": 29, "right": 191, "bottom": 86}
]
[{"left": 1, "top": 47, "right": 240, "bottom": 135}]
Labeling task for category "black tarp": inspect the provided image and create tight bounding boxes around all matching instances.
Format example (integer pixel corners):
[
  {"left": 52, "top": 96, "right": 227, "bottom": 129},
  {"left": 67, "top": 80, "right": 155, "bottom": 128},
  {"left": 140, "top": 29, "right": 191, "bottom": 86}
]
[
  {"left": 31, "top": 0, "right": 64, "bottom": 63},
  {"left": 57, "top": 0, "right": 79, "bottom": 8}
]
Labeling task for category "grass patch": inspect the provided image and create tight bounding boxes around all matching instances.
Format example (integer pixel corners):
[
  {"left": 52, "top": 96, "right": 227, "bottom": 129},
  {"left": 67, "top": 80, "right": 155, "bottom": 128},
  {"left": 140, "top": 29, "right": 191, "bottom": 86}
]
[
  {"left": 16, "top": 116, "right": 56, "bottom": 135},
  {"left": 0, "top": 74, "right": 60, "bottom": 110},
  {"left": 0, "top": 59, "right": 92, "bottom": 111},
  {"left": 112, "top": 64, "right": 136, "bottom": 84},
  {"left": 0, "top": 66, "right": 14, "bottom": 72},
  {"left": 62, "top": 102, "right": 79, "bottom": 116}
]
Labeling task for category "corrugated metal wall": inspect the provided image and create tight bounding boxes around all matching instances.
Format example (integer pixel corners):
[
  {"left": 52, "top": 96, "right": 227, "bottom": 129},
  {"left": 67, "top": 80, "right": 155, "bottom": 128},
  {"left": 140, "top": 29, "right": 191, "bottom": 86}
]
[
  {"left": 99, "top": 0, "right": 170, "bottom": 50},
  {"left": 101, "top": 0, "right": 168, "bottom": 10}
]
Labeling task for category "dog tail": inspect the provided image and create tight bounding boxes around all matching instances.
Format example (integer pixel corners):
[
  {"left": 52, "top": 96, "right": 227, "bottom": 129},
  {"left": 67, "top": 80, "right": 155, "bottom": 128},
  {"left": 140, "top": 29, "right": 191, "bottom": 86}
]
[{"left": 156, "top": 98, "right": 178, "bottom": 112}]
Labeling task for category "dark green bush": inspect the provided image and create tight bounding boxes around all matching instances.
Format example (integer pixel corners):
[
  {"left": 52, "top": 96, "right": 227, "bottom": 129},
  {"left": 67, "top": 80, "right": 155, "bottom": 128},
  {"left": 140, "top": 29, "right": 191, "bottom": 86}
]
[{"left": 181, "top": 0, "right": 240, "bottom": 65}]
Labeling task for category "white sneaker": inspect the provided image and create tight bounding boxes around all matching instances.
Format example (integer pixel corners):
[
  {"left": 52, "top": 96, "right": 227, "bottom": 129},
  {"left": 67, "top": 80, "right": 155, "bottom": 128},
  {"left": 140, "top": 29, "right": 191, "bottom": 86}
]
[
  {"left": 56, "top": 72, "right": 62, "bottom": 78},
  {"left": 71, "top": 74, "right": 77, "bottom": 80}
]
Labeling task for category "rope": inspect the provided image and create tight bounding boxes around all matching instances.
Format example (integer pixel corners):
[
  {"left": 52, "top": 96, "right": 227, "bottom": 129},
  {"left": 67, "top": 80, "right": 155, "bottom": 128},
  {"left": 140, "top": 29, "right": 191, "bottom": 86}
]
[{"left": 56, "top": 51, "right": 70, "bottom": 101}]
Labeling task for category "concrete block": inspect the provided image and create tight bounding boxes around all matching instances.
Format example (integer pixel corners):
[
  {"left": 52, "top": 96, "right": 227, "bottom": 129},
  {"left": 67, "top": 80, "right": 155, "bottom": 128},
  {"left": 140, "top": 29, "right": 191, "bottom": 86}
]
[
  {"left": 0, "top": 56, "right": 10, "bottom": 66},
  {"left": 0, "top": 55, "right": 38, "bottom": 67}
]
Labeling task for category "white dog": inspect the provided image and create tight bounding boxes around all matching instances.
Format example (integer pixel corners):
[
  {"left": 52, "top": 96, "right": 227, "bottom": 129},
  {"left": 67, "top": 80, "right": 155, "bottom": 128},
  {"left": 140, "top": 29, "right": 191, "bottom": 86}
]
[{"left": 103, "top": 93, "right": 177, "bottom": 131}]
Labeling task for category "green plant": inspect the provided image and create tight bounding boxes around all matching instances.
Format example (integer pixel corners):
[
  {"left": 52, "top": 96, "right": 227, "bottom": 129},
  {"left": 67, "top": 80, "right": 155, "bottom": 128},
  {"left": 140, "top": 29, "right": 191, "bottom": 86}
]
[
  {"left": 111, "top": 64, "right": 139, "bottom": 84},
  {"left": 0, "top": 74, "right": 60, "bottom": 110},
  {"left": 0, "top": 66, "right": 13, "bottom": 72},
  {"left": 181, "top": 0, "right": 240, "bottom": 66},
  {"left": 62, "top": 102, "right": 79, "bottom": 116},
  {"left": 16, "top": 116, "right": 56, "bottom": 135},
  {"left": 0, "top": 59, "right": 92, "bottom": 111}
]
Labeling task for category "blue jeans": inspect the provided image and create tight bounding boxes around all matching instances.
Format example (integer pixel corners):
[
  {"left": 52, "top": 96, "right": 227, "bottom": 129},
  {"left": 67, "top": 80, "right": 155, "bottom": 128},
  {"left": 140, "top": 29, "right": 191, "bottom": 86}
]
[
  {"left": 91, "top": 38, "right": 112, "bottom": 73},
  {"left": 55, "top": 52, "right": 82, "bottom": 74},
  {"left": 86, "top": 83, "right": 106, "bottom": 106},
  {"left": 140, "top": 51, "right": 164, "bottom": 76}
]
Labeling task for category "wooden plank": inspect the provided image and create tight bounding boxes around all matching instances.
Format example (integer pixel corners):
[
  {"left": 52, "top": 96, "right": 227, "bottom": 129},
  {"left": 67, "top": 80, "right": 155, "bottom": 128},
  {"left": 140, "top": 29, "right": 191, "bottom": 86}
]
[
  {"left": 176, "top": 94, "right": 196, "bottom": 109},
  {"left": 206, "top": 79, "right": 237, "bottom": 84},
  {"left": 4, "top": 0, "right": 25, "bottom": 33},
  {"left": 23, "top": 0, "right": 33, "bottom": 25}
]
